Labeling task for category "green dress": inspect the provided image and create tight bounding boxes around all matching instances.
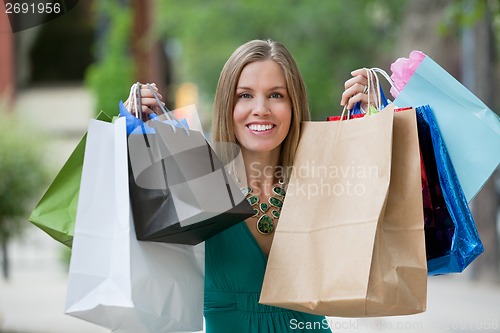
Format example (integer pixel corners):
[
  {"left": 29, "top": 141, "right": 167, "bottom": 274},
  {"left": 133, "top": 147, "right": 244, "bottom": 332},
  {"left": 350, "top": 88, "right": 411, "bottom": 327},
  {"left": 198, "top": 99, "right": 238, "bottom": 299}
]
[{"left": 204, "top": 222, "right": 332, "bottom": 332}]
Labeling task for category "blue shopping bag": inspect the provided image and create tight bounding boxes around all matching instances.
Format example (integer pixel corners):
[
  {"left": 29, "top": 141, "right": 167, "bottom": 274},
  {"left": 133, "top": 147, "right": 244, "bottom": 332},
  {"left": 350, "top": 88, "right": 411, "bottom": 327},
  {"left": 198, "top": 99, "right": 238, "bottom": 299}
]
[
  {"left": 119, "top": 101, "right": 189, "bottom": 134},
  {"left": 349, "top": 86, "right": 389, "bottom": 116},
  {"left": 393, "top": 55, "right": 500, "bottom": 202},
  {"left": 416, "top": 105, "right": 484, "bottom": 275}
]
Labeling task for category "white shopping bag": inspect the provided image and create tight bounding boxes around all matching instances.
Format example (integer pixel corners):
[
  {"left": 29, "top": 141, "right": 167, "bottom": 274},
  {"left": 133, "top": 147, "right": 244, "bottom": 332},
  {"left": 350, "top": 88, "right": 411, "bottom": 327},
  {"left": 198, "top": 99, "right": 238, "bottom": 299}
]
[{"left": 65, "top": 117, "right": 205, "bottom": 332}]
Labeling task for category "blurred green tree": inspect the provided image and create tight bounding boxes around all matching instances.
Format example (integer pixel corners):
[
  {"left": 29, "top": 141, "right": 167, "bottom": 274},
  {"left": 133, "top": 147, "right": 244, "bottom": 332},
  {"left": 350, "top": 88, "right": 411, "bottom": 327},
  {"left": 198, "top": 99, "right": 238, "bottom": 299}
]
[
  {"left": 0, "top": 113, "right": 49, "bottom": 279},
  {"left": 85, "top": 1, "right": 135, "bottom": 116},
  {"left": 155, "top": 0, "right": 407, "bottom": 119}
]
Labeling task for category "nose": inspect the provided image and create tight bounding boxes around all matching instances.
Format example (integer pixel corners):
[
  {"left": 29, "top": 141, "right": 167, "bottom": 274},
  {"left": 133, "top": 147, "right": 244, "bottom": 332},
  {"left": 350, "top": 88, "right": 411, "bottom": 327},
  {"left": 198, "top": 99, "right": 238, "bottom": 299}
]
[{"left": 252, "top": 96, "right": 270, "bottom": 116}]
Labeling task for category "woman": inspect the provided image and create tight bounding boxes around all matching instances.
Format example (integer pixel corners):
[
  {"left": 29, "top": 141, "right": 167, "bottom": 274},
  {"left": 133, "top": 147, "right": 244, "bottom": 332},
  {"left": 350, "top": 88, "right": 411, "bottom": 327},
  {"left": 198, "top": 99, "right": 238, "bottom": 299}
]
[{"left": 127, "top": 39, "right": 372, "bottom": 332}]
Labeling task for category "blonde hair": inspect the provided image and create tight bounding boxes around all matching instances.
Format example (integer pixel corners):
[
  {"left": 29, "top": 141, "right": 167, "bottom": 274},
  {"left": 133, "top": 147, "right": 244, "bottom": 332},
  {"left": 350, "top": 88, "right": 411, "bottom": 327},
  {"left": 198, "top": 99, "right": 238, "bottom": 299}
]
[{"left": 212, "top": 39, "right": 310, "bottom": 182}]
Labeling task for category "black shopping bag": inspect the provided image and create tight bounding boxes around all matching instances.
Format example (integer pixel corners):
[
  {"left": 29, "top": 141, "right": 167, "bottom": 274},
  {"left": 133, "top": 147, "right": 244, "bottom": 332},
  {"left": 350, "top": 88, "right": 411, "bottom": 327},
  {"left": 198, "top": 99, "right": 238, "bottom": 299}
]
[{"left": 128, "top": 116, "right": 254, "bottom": 245}]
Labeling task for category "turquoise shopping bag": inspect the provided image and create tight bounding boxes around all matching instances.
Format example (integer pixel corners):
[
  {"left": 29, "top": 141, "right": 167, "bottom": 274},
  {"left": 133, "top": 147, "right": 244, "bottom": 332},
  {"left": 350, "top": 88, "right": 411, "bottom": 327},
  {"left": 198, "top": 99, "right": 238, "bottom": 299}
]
[{"left": 393, "top": 55, "right": 500, "bottom": 202}]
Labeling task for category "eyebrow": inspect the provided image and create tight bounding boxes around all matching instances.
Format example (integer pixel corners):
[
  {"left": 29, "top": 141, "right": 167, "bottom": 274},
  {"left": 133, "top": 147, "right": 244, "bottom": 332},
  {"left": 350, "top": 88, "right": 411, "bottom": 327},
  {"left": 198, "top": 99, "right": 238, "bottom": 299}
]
[{"left": 236, "top": 86, "right": 287, "bottom": 91}]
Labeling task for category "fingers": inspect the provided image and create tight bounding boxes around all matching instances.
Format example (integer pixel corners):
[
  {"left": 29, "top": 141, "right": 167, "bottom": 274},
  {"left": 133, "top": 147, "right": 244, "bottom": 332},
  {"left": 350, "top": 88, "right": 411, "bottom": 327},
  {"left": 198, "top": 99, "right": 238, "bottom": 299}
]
[
  {"left": 140, "top": 97, "right": 162, "bottom": 109},
  {"left": 344, "top": 88, "right": 369, "bottom": 110},
  {"left": 140, "top": 83, "right": 162, "bottom": 101},
  {"left": 340, "top": 68, "right": 370, "bottom": 109},
  {"left": 126, "top": 82, "right": 167, "bottom": 117},
  {"left": 350, "top": 68, "right": 369, "bottom": 79},
  {"left": 341, "top": 82, "right": 368, "bottom": 110}
]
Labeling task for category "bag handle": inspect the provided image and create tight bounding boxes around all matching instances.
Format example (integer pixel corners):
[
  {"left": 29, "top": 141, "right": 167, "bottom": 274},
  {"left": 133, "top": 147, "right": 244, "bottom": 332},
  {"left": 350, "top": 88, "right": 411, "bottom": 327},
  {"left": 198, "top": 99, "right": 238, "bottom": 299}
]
[
  {"left": 144, "top": 83, "right": 190, "bottom": 136},
  {"left": 126, "top": 82, "right": 142, "bottom": 118},
  {"left": 129, "top": 82, "right": 190, "bottom": 135},
  {"left": 130, "top": 82, "right": 160, "bottom": 122},
  {"left": 135, "top": 82, "right": 142, "bottom": 118},
  {"left": 367, "top": 68, "right": 384, "bottom": 111},
  {"left": 340, "top": 68, "right": 377, "bottom": 120},
  {"left": 340, "top": 67, "right": 392, "bottom": 120},
  {"left": 370, "top": 67, "right": 401, "bottom": 96},
  {"left": 367, "top": 68, "right": 374, "bottom": 111}
]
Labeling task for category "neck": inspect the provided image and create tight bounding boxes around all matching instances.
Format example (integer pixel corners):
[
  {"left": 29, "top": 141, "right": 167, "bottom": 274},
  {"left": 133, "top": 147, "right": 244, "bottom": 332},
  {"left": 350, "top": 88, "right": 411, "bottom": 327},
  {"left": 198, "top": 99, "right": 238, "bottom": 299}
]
[{"left": 241, "top": 148, "right": 281, "bottom": 196}]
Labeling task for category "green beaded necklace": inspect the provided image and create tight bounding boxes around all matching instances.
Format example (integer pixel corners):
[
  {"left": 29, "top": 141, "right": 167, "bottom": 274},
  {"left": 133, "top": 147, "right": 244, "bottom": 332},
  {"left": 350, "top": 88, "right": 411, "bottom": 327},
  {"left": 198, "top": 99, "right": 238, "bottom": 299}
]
[{"left": 244, "top": 179, "right": 286, "bottom": 235}]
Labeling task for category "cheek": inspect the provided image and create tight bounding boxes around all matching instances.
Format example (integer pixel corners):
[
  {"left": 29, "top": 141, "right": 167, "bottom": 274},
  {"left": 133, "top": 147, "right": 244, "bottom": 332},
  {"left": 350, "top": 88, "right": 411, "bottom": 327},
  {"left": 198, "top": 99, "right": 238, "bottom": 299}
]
[
  {"left": 278, "top": 107, "right": 292, "bottom": 133},
  {"left": 232, "top": 105, "right": 247, "bottom": 141},
  {"left": 232, "top": 105, "right": 244, "bottom": 125}
]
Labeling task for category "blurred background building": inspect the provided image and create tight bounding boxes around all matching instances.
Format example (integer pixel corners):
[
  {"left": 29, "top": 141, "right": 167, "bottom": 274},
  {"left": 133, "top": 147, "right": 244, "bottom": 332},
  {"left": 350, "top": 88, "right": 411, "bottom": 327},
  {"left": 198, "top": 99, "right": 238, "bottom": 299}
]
[{"left": 0, "top": 0, "right": 499, "bottom": 332}]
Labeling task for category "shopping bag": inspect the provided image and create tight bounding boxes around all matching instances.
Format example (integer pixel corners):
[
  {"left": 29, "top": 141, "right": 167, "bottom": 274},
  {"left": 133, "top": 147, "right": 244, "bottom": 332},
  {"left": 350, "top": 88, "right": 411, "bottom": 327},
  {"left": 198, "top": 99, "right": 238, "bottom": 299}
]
[
  {"left": 120, "top": 82, "right": 200, "bottom": 134},
  {"left": 373, "top": 67, "right": 484, "bottom": 275},
  {"left": 416, "top": 105, "right": 484, "bottom": 275},
  {"left": 260, "top": 105, "right": 427, "bottom": 317},
  {"left": 126, "top": 85, "right": 254, "bottom": 245},
  {"left": 65, "top": 117, "right": 205, "bottom": 332},
  {"left": 392, "top": 51, "right": 500, "bottom": 202},
  {"left": 29, "top": 111, "right": 113, "bottom": 247},
  {"left": 119, "top": 100, "right": 190, "bottom": 135}
]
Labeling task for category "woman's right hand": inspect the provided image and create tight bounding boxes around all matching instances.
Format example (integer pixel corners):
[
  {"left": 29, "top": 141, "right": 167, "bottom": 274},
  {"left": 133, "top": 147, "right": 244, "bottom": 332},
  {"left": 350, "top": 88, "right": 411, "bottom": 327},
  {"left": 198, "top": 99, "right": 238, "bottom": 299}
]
[
  {"left": 340, "top": 68, "right": 379, "bottom": 112},
  {"left": 123, "top": 83, "right": 166, "bottom": 120}
]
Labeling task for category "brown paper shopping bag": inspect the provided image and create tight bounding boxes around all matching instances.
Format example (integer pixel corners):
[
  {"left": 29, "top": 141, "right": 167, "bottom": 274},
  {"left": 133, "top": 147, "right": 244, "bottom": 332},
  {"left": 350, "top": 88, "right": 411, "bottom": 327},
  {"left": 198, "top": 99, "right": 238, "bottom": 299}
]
[{"left": 259, "top": 106, "right": 427, "bottom": 317}]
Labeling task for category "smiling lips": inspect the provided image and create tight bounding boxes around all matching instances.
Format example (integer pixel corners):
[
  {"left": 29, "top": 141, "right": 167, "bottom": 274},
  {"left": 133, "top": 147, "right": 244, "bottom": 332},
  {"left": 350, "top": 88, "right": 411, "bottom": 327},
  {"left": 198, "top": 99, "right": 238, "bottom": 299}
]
[{"left": 247, "top": 123, "right": 275, "bottom": 132}]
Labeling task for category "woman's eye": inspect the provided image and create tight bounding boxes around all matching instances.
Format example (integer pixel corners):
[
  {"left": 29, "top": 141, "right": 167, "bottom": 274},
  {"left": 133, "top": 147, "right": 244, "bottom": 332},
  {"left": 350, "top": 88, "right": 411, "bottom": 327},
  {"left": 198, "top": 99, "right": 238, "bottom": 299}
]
[
  {"left": 239, "top": 93, "right": 252, "bottom": 99},
  {"left": 270, "top": 92, "right": 283, "bottom": 98}
]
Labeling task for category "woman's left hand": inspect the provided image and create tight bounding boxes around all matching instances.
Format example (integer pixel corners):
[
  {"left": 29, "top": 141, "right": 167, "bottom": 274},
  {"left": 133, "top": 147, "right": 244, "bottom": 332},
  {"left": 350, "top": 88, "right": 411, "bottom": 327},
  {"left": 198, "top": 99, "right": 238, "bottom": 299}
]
[{"left": 340, "top": 68, "right": 375, "bottom": 111}]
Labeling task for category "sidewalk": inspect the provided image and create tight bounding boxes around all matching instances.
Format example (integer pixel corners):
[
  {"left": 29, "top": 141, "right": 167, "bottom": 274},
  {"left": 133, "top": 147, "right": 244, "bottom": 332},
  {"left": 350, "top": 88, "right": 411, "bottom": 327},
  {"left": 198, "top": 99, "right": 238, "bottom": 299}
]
[
  {"left": 330, "top": 275, "right": 500, "bottom": 332},
  {"left": 0, "top": 225, "right": 108, "bottom": 333},
  {"left": 1, "top": 85, "right": 499, "bottom": 333},
  {"left": 3, "top": 225, "right": 500, "bottom": 333}
]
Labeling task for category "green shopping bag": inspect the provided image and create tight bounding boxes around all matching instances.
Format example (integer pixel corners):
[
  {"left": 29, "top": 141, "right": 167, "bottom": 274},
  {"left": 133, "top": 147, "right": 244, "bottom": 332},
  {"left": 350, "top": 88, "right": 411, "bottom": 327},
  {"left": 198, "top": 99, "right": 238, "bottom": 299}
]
[{"left": 29, "top": 111, "right": 113, "bottom": 248}]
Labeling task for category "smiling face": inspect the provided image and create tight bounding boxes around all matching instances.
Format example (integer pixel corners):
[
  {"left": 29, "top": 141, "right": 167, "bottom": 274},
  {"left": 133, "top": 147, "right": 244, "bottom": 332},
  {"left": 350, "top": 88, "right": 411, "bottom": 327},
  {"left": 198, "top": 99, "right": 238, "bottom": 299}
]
[{"left": 232, "top": 59, "right": 292, "bottom": 158}]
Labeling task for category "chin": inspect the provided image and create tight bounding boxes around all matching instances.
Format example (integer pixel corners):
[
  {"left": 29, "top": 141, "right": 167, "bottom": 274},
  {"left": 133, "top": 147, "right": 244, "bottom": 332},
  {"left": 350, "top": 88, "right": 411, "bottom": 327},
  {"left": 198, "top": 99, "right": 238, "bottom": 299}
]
[{"left": 242, "top": 143, "right": 282, "bottom": 155}]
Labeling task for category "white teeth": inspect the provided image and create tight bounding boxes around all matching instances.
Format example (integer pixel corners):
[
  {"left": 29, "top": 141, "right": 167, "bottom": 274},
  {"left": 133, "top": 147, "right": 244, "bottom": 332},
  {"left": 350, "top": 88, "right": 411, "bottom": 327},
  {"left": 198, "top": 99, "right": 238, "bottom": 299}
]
[{"left": 248, "top": 124, "right": 274, "bottom": 131}]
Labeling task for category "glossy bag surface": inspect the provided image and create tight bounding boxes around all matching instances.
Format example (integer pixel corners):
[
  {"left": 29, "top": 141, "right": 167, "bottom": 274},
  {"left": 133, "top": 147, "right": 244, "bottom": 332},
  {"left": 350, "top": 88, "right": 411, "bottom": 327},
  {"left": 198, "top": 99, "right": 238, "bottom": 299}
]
[
  {"left": 127, "top": 116, "right": 254, "bottom": 245},
  {"left": 416, "top": 105, "right": 484, "bottom": 275}
]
